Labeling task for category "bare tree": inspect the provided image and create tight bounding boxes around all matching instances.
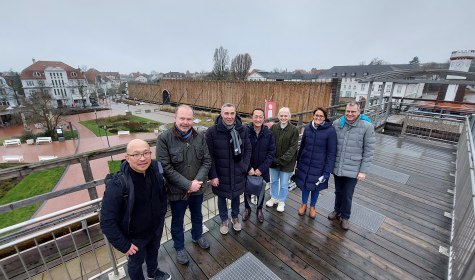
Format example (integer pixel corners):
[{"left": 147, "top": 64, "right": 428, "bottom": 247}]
[
  {"left": 409, "top": 56, "right": 420, "bottom": 65},
  {"left": 368, "top": 57, "right": 389, "bottom": 65},
  {"left": 212, "top": 46, "right": 229, "bottom": 80},
  {"left": 21, "top": 88, "right": 63, "bottom": 138},
  {"left": 230, "top": 53, "right": 252, "bottom": 80}
]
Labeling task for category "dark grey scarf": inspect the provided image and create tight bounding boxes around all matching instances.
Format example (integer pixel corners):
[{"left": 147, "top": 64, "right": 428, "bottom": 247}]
[{"left": 224, "top": 122, "right": 242, "bottom": 156}]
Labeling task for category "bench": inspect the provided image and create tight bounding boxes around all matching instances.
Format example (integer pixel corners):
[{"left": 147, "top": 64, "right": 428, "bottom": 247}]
[
  {"left": 3, "top": 139, "right": 21, "bottom": 146},
  {"left": 117, "top": 131, "right": 130, "bottom": 136},
  {"left": 36, "top": 137, "right": 52, "bottom": 144},
  {"left": 2, "top": 155, "right": 24, "bottom": 162},
  {"left": 38, "top": 155, "right": 58, "bottom": 161}
]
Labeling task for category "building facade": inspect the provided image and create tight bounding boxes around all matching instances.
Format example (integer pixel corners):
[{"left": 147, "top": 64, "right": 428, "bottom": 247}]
[
  {"left": 318, "top": 64, "right": 424, "bottom": 101},
  {"left": 20, "top": 60, "right": 89, "bottom": 108}
]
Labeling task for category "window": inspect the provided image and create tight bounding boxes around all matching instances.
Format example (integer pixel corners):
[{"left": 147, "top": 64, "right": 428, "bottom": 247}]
[
  {"left": 33, "top": 72, "right": 41, "bottom": 77},
  {"left": 343, "top": 85, "right": 347, "bottom": 89},
  {"left": 353, "top": 85, "right": 356, "bottom": 90},
  {"left": 386, "top": 85, "right": 391, "bottom": 93},
  {"left": 377, "top": 85, "right": 383, "bottom": 92},
  {"left": 71, "top": 72, "right": 77, "bottom": 77},
  {"left": 397, "top": 85, "right": 402, "bottom": 93},
  {"left": 361, "top": 84, "right": 366, "bottom": 91}
]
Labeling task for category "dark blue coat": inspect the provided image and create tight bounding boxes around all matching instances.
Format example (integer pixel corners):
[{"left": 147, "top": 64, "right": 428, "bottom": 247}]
[
  {"left": 100, "top": 160, "right": 167, "bottom": 253},
  {"left": 296, "top": 120, "right": 337, "bottom": 191},
  {"left": 206, "top": 115, "right": 251, "bottom": 199},
  {"left": 247, "top": 124, "right": 276, "bottom": 183}
]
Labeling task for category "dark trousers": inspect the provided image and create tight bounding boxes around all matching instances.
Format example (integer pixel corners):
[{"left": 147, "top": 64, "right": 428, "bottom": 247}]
[
  {"left": 217, "top": 195, "right": 240, "bottom": 221},
  {"left": 333, "top": 175, "right": 358, "bottom": 220},
  {"left": 243, "top": 193, "right": 265, "bottom": 209},
  {"left": 128, "top": 233, "right": 161, "bottom": 280},
  {"left": 170, "top": 194, "right": 204, "bottom": 251}
]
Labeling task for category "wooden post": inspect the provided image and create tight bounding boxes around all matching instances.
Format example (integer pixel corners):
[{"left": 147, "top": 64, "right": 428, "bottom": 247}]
[{"left": 80, "top": 157, "right": 98, "bottom": 200}]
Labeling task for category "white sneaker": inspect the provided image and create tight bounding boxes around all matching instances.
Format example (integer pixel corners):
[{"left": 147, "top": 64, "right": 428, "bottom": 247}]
[
  {"left": 276, "top": 202, "right": 285, "bottom": 212},
  {"left": 266, "top": 198, "right": 278, "bottom": 207}
]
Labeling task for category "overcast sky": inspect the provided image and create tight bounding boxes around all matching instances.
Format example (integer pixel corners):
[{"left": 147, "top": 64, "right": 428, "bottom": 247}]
[{"left": 1, "top": 0, "right": 474, "bottom": 74}]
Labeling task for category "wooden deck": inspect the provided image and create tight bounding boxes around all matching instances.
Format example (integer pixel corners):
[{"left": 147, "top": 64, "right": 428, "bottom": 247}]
[{"left": 155, "top": 134, "right": 454, "bottom": 280}]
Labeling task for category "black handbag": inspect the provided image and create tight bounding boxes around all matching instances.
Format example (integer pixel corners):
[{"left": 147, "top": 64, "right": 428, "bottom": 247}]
[{"left": 245, "top": 175, "right": 266, "bottom": 206}]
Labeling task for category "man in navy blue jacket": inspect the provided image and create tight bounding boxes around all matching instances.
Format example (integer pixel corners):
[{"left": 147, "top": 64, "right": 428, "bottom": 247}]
[
  {"left": 100, "top": 139, "right": 170, "bottom": 280},
  {"left": 243, "top": 108, "right": 275, "bottom": 223}
]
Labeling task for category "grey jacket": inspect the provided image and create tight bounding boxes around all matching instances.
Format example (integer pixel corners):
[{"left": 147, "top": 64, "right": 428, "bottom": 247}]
[
  {"left": 332, "top": 116, "right": 375, "bottom": 178},
  {"left": 157, "top": 127, "right": 211, "bottom": 201}
]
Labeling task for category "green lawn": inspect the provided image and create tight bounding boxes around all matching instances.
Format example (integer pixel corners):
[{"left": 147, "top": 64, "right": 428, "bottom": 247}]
[
  {"left": 0, "top": 166, "right": 66, "bottom": 229},
  {"left": 80, "top": 115, "right": 160, "bottom": 136}
]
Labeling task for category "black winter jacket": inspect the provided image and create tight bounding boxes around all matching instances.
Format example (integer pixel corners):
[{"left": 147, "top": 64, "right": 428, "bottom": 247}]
[
  {"left": 206, "top": 115, "right": 251, "bottom": 199},
  {"left": 100, "top": 160, "right": 167, "bottom": 253},
  {"left": 247, "top": 124, "right": 276, "bottom": 183}
]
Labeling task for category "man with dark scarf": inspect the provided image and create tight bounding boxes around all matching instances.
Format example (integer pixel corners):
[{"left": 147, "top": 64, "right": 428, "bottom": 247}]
[
  {"left": 157, "top": 105, "right": 212, "bottom": 265},
  {"left": 206, "top": 103, "right": 251, "bottom": 235}
]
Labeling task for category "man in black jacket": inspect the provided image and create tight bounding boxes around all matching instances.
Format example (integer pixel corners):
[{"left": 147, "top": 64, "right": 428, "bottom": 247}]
[
  {"left": 100, "top": 139, "right": 170, "bottom": 280},
  {"left": 206, "top": 103, "right": 251, "bottom": 235},
  {"left": 157, "top": 105, "right": 212, "bottom": 265}
]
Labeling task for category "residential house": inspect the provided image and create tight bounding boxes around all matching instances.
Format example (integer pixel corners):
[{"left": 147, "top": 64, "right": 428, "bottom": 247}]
[
  {"left": 0, "top": 73, "right": 19, "bottom": 108},
  {"left": 20, "top": 60, "right": 89, "bottom": 108},
  {"left": 318, "top": 64, "right": 424, "bottom": 100},
  {"left": 247, "top": 70, "right": 318, "bottom": 82},
  {"left": 162, "top": 72, "right": 186, "bottom": 79}
]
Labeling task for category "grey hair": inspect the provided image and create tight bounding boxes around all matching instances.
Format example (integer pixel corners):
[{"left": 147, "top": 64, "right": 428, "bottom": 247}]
[
  {"left": 175, "top": 104, "right": 194, "bottom": 116},
  {"left": 346, "top": 101, "right": 361, "bottom": 111},
  {"left": 221, "top": 103, "right": 236, "bottom": 110}
]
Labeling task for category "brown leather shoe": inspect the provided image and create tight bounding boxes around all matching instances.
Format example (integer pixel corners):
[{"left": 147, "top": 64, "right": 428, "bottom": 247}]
[
  {"left": 242, "top": 208, "right": 251, "bottom": 221},
  {"left": 256, "top": 208, "right": 264, "bottom": 223},
  {"left": 298, "top": 204, "right": 307, "bottom": 216},
  {"left": 341, "top": 219, "right": 350, "bottom": 230},
  {"left": 309, "top": 206, "right": 316, "bottom": 219}
]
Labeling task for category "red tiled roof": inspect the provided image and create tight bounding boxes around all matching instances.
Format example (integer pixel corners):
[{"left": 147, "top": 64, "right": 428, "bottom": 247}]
[
  {"left": 21, "top": 61, "right": 85, "bottom": 80},
  {"left": 417, "top": 101, "right": 475, "bottom": 114}
]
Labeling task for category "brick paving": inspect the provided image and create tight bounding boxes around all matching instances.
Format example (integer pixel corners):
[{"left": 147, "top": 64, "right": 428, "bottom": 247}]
[{"left": 0, "top": 105, "right": 175, "bottom": 217}]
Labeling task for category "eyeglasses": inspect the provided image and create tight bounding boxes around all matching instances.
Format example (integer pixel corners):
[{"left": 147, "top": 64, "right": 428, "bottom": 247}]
[
  {"left": 314, "top": 115, "right": 325, "bottom": 118},
  {"left": 127, "top": 151, "right": 152, "bottom": 160}
]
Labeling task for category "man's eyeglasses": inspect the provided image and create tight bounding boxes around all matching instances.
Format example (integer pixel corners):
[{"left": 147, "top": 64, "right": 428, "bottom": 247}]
[{"left": 127, "top": 151, "right": 152, "bottom": 160}]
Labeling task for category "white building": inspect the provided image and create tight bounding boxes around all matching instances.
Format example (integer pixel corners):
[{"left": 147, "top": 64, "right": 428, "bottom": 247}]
[
  {"left": 0, "top": 74, "right": 19, "bottom": 107},
  {"left": 20, "top": 60, "right": 90, "bottom": 108},
  {"left": 318, "top": 64, "right": 424, "bottom": 101}
]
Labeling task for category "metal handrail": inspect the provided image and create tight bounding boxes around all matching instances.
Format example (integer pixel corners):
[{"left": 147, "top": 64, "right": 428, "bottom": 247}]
[{"left": 449, "top": 116, "right": 475, "bottom": 280}]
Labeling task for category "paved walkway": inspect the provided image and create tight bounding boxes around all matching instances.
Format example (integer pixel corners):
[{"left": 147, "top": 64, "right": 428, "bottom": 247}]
[{"left": 0, "top": 103, "right": 175, "bottom": 217}]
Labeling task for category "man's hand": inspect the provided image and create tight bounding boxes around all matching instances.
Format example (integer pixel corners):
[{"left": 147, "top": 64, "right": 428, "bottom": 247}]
[
  {"left": 357, "top": 172, "right": 366, "bottom": 181},
  {"left": 254, "top": 169, "right": 262, "bottom": 176},
  {"left": 210, "top": 178, "right": 219, "bottom": 187},
  {"left": 248, "top": 168, "right": 255, "bottom": 176},
  {"left": 126, "top": 243, "right": 138, "bottom": 256},
  {"left": 189, "top": 180, "right": 203, "bottom": 192}
]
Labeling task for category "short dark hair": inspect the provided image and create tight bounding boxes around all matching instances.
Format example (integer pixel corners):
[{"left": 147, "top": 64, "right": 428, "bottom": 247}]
[
  {"left": 313, "top": 107, "right": 328, "bottom": 119},
  {"left": 252, "top": 108, "right": 265, "bottom": 115}
]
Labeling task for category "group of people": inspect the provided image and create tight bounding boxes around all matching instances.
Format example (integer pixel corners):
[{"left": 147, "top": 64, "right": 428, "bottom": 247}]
[{"left": 100, "top": 101, "right": 375, "bottom": 280}]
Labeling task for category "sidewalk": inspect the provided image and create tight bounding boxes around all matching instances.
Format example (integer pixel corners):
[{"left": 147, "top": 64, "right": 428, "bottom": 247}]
[{"left": 0, "top": 105, "right": 174, "bottom": 217}]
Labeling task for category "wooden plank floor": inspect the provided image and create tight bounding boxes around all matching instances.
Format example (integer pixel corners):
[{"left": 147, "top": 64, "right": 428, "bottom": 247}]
[{"left": 156, "top": 134, "right": 454, "bottom": 280}]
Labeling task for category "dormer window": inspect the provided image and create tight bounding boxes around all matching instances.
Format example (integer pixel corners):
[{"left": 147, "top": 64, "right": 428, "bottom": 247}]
[
  {"left": 363, "top": 72, "right": 369, "bottom": 76},
  {"left": 33, "top": 72, "right": 41, "bottom": 77},
  {"left": 71, "top": 72, "right": 77, "bottom": 77},
  {"left": 341, "top": 72, "right": 346, "bottom": 77},
  {"left": 350, "top": 72, "right": 356, "bottom": 77},
  {"left": 332, "top": 72, "right": 337, "bottom": 77}
]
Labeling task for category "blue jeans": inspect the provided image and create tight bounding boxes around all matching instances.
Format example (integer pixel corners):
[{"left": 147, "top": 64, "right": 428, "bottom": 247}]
[
  {"left": 170, "top": 194, "right": 204, "bottom": 251},
  {"left": 333, "top": 175, "right": 358, "bottom": 219},
  {"left": 301, "top": 190, "right": 319, "bottom": 207},
  {"left": 128, "top": 234, "right": 161, "bottom": 280},
  {"left": 217, "top": 195, "right": 240, "bottom": 222},
  {"left": 269, "top": 168, "right": 292, "bottom": 202}
]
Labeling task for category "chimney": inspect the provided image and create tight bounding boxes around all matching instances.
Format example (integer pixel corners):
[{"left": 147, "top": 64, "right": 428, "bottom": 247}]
[{"left": 32, "top": 58, "right": 36, "bottom": 64}]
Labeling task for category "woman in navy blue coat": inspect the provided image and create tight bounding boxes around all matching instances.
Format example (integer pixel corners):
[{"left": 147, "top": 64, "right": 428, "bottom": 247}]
[{"left": 295, "top": 107, "right": 337, "bottom": 218}]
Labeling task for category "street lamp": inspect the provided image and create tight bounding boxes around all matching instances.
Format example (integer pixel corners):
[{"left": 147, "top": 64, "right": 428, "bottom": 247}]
[{"left": 103, "top": 125, "right": 112, "bottom": 161}]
